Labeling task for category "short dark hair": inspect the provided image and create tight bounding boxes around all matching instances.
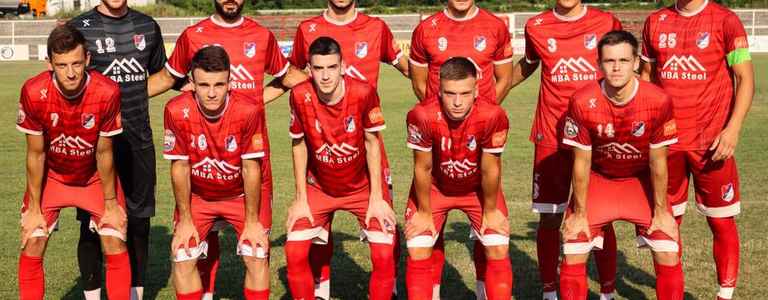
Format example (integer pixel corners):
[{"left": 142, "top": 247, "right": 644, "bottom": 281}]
[
  {"left": 598, "top": 30, "right": 639, "bottom": 60},
  {"left": 47, "top": 24, "right": 86, "bottom": 59},
  {"left": 308, "top": 36, "right": 343, "bottom": 58},
  {"left": 189, "top": 46, "right": 230, "bottom": 77},
  {"left": 439, "top": 57, "right": 477, "bottom": 81}
]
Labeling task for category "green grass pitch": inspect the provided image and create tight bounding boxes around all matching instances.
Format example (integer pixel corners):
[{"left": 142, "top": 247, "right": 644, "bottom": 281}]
[{"left": 0, "top": 57, "right": 766, "bottom": 299}]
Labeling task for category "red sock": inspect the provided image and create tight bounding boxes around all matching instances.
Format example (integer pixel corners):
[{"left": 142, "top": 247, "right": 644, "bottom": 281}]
[
  {"left": 369, "top": 243, "right": 396, "bottom": 300},
  {"left": 473, "top": 240, "right": 486, "bottom": 283},
  {"left": 19, "top": 254, "right": 44, "bottom": 300},
  {"left": 708, "top": 217, "right": 739, "bottom": 299},
  {"left": 484, "top": 257, "right": 513, "bottom": 300},
  {"left": 392, "top": 227, "right": 401, "bottom": 296},
  {"left": 559, "top": 262, "right": 587, "bottom": 300},
  {"left": 198, "top": 234, "right": 220, "bottom": 294},
  {"left": 176, "top": 289, "right": 203, "bottom": 300},
  {"left": 244, "top": 288, "right": 269, "bottom": 300},
  {"left": 285, "top": 240, "right": 314, "bottom": 300},
  {"left": 105, "top": 251, "right": 131, "bottom": 300},
  {"left": 310, "top": 238, "right": 333, "bottom": 286},
  {"left": 431, "top": 235, "right": 445, "bottom": 287},
  {"left": 594, "top": 224, "right": 617, "bottom": 294},
  {"left": 407, "top": 256, "right": 433, "bottom": 300},
  {"left": 537, "top": 227, "right": 560, "bottom": 292},
  {"left": 654, "top": 262, "right": 684, "bottom": 300}
]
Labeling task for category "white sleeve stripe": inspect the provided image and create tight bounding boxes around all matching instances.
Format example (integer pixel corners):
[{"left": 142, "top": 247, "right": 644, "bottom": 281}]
[
  {"left": 640, "top": 55, "right": 656, "bottom": 63},
  {"left": 525, "top": 57, "right": 540, "bottom": 64},
  {"left": 650, "top": 138, "right": 678, "bottom": 149},
  {"left": 16, "top": 125, "right": 42, "bottom": 135},
  {"left": 391, "top": 51, "right": 404, "bottom": 66},
  {"left": 364, "top": 125, "right": 386, "bottom": 132},
  {"left": 99, "top": 128, "right": 123, "bottom": 137},
  {"left": 289, "top": 132, "right": 304, "bottom": 139},
  {"left": 482, "top": 147, "right": 505, "bottom": 153},
  {"left": 165, "top": 62, "right": 186, "bottom": 79},
  {"left": 562, "top": 139, "right": 592, "bottom": 151},
  {"left": 493, "top": 57, "right": 514, "bottom": 65},
  {"left": 272, "top": 62, "right": 290, "bottom": 78},
  {"left": 241, "top": 152, "right": 266, "bottom": 159},
  {"left": 407, "top": 143, "right": 432, "bottom": 152},
  {"left": 163, "top": 154, "right": 189, "bottom": 160},
  {"left": 408, "top": 57, "right": 428, "bottom": 67}
]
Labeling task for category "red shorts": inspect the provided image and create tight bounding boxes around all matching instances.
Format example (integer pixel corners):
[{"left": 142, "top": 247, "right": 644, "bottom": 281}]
[
  {"left": 532, "top": 144, "right": 573, "bottom": 214},
  {"left": 21, "top": 170, "right": 126, "bottom": 240},
  {"left": 286, "top": 184, "right": 394, "bottom": 245},
  {"left": 173, "top": 193, "right": 272, "bottom": 262},
  {"left": 667, "top": 149, "right": 740, "bottom": 217},
  {"left": 210, "top": 183, "right": 272, "bottom": 232},
  {"left": 404, "top": 184, "right": 509, "bottom": 248},
  {"left": 563, "top": 172, "right": 678, "bottom": 255}
]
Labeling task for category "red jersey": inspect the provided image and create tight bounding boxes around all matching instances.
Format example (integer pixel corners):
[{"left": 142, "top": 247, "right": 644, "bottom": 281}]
[
  {"left": 289, "top": 77, "right": 386, "bottom": 197},
  {"left": 289, "top": 10, "right": 403, "bottom": 88},
  {"left": 163, "top": 90, "right": 267, "bottom": 200},
  {"left": 563, "top": 79, "right": 678, "bottom": 178},
  {"left": 406, "top": 99, "right": 509, "bottom": 196},
  {"left": 524, "top": 7, "right": 622, "bottom": 147},
  {"left": 16, "top": 71, "right": 122, "bottom": 186},
  {"left": 410, "top": 8, "right": 513, "bottom": 103},
  {"left": 641, "top": 1, "right": 748, "bottom": 150}
]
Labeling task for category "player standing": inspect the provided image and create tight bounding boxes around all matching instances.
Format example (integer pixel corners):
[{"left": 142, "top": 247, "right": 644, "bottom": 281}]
[
  {"left": 640, "top": 1, "right": 754, "bottom": 299},
  {"left": 509, "top": 1, "right": 622, "bottom": 298},
  {"left": 68, "top": 1, "right": 167, "bottom": 298},
  {"left": 164, "top": 46, "right": 271, "bottom": 300},
  {"left": 404, "top": 57, "right": 513, "bottom": 300},
  {"left": 17, "top": 25, "right": 131, "bottom": 300},
  {"left": 560, "top": 30, "right": 683, "bottom": 299},
  {"left": 284, "top": 37, "right": 396, "bottom": 300}
]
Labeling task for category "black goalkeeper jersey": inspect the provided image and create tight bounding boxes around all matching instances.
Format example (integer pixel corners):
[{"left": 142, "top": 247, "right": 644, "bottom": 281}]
[{"left": 70, "top": 8, "right": 167, "bottom": 149}]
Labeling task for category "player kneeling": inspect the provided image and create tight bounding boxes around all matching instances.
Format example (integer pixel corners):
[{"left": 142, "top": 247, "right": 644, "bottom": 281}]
[
  {"left": 559, "top": 31, "right": 683, "bottom": 299},
  {"left": 284, "top": 37, "right": 396, "bottom": 300},
  {"left": 164, "top": 46, "right": 271, "bottom": 300},
  {"left": 404, "top": 57, "right": 513, "bottom": 300},
  {"left": 17, "top": 24, "right": 131, "bottom": 300}
]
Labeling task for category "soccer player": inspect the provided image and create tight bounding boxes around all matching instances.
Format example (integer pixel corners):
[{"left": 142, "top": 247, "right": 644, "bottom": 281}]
[
  {"left": 509, "top": 1, "right": 623, "bottom": 298},
  {"left": 284, "top": 0, "right": 407, "bottom": 297},
  {"left": 17, "top": 24, "right": 131, "bottom": 300},
  {"left": 404, "top": 57, "right": 513, "bottom": 300},
  {"left": 68, "top": 0, "right": 167, "bottom": 298},
  {"left": 147, "top": 1, "right": 304, "bottom": 298},
  {"left": 409, "top": 0, "right": 514, "bottom": 104},
  {"left": 639, "top": 1, "right": 754, "bottom": 299},
  {"left": 284, "top": 37, "right": 396, "bottom": 300},
  {"left": 164, "top": 46, "right": 271, "bottom": 300},
  {"left": 560, "top": 30, "right": 683, "bottom": 299}
]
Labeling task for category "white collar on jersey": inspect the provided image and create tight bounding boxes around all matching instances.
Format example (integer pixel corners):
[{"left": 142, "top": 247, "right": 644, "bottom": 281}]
[
  {"left": 196, "top": 94, "right": 230, "bottom": 120},
  {"left": 601, "top": 77, "right": 639, "bottom": 107},
  {"left": 675, "top": 0, "right": 709, "bottom": 17},
  {"left": 322, "top": 8, "right": 359, "bottom": 26},
  {"left": 52, "top": 72, "right": 91, "bottom": 100},
  {"left": 210, "top": 15, "right": 244, "bottom": 28},
  {"left": 552, "top": 5, "right": 588, "bottom": 22},
  {"left": 443, "top": 5, "right": 479, "bottom": 22}
]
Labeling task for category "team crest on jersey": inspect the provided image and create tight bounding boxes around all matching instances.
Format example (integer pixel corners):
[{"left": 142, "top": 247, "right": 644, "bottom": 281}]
[
  {"left": 355, "top": 42, "right": 368, "bottom": 58},
  {"left": 697, "top": 32, "right": 710, "bottom": 49},
  {"left": 547, "top": 38, "right": 557, "bottom": 53},
  {"left": 163, "top": 129, "right": 176, "bottom": 151},
  {"left": 438, "top": 37, "right": 448, "bottom": 52},
  {"left": 16, "top": 105, "right": 24, "bottom": 125},
  {"left": 474, "top": 36, "right": 487, "bottom": 52},
  {"left": 345, "top": 116, "right": 356, "bottom": 132},
  {"left": 466, "top": 135, "right": 477, "bottom": 151},
  {"left": 721, "top": 183, "right": 735, "bottom": 202},
  {"left": 133, "top": 34, "right": 146, "bottom": 51},
  {"left": 564, "top": 117, "right": 578, "bottom": 138},
  {"left": 198, "top": 134, "right": 208, "bottom": 151},
  {"left": 632, "top": 121, "right": 646, "bottom": 137},
  {"left": 82, "top": 113, "right": 95, "bottom": 129},
  {"left": 226, "top": 135, "right": 237, "bottom": 152},
  {"left": 584, "top": 34, "right": 597, "bottom": 50},
  {"left": 244, "top": 42, "right": 257, "bottom": 58}
]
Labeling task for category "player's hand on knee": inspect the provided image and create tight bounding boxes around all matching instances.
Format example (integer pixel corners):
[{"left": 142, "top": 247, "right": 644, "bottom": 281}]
[
  {"left": 20, "top": 210, "right": 47, "bottom": 249},
  {"left": 649, "top": 210, "right": 679, "bottom": 242},
  {"left": 100, "top": 198, "right": 127, "bottom": 235},
  {"left": 562, "top": 213, "right": 590, "bottom": 241},
  {"left": 709, "top": 127, "right": 739, "bottom": 161},
  {"left": 405, "top": 210, "right": 435, "bottom": 239},
  {"left": 240, "top": 221, "right": 269, "bottom": 254},
  {"left": 172, "top": 217, "right": 199, "bottom": 258},
  {"left": 286, "top": 198, "right": 314, "bottom": 231},
  {"left": 366, "top": 197, "right": 396, "bottom": 234},
  {"left": 481, "top": 208, "right": 509, "bottom": 236}
]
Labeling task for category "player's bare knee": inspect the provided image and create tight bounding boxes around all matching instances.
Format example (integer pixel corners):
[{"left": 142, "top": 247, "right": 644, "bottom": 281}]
[
  {"left": 539, "top": 213, "right": 564, "bottom": 229},
  {"left": 408, "top": 247, "right": 433, "bottom": 260},
  {"left": 564, "top": 253, "right": 589, "bottom": 264},
  {"left": 173, "top": 259, "right": 198, "bottom": 278},
  {"left": 22, "top": 237, "right": 48, "bottom": 257},
  {"left": 652, "top": 251, "right": 679, "bottom": 266},
  {"left": 242, "top": 255, "right": 268, "bottom": 270},
  {"left": 484, "top": 245, "right": 509, "bottom": 260},
  {"left": 99, "top": 235, "right": 126, "bottom": 254}
]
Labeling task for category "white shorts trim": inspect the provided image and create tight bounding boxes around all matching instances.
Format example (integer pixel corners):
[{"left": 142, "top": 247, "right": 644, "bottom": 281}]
[
  {"left": 636, "top": 236, "right": 679, "bottom": 252},
  {"left": 237, "top": 243, "right": 269, "bottom": 258},
  {"left": 272, "top": 62, "right": 290, "bottom": 78},
  {"left": 531, "top": 202, "right": 567, "bottom": 214},
  {"left": 360, "top": 229, "right": 394, "bottom": 244},
  {"left": 173, "top": 241, "right": 209, "bottom": 262},
  {"left": 492, "top": 57, "right": 514, "bottom": 65},
  {"left": 563, "top": 235, "right": 605, "bottom": 254},
  {"left": 672, "top": 202, "right": 687, "bottom": 216},
  {"left": 562, "top": 139, "right": 592, "bottom": 151},
  {"left": 287, "top": 226, "right": 330, "bottom": 245},
  {"left": 30, "top": 220, "right": 58, "bottom": 238},
  {"left": 696, "top": 202, "right": 741, "bottom": 218},
  {"left": 163, "top": 154, "right": 189, "bottom": 160},
  {"left": 650, "top": 138, "right": 678, "bottom": 149},
  {"left": 16, "top": 125, "right": 43, "bottom": 136},
  {"left": 241, "top": 152, "right": 266, "bottom": 159},
  {"left": 391, "top": 51, "right": 404, "bottom": 66},
  {"left": 482, "top": 147, "right": 505, "bottom": 154},
  {"left": 406, "top": 234, "right": 438, "bottom": 248},
  {"left": 469, "top": 229, "right": 509, "bottom": 246},
  {"left": 364, "top": 124, "right": 387, "bottom": 133},
  {"left": 524, "top": 57, "right": 540, "bottom": 64},
  {"left": 289, "top": 132, "right": 305, "bottom": 139},
  {"left": 89, "top": 219, "right": 125, "bottom": 241},
  {"left": 407, "top": 143, "right": 431, "bottom": 152},
  {"left": 165, "top": 62, "right": 186, "bottom": 79},
  {"left": 99, "top": 128, "right": 123, "bottom": 137},
  {"left": 409, "top": 57, "right": 428, "bottom": 67},
  {"left": 640, "top": 55, "right": 656, "bottom": 63}
]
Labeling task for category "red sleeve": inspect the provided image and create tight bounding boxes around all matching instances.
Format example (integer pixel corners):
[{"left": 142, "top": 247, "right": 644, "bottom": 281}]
[
  {"left": 562, "top": 99, "right": 592, "bottom": 150},
  {"left": 641, "top": 17, "right": 657, "bottom": 62},
  {"left": 265, "top": 31, "right": 290, "bottom": 77},
  {"left": 362, "top": 88, "right": 386, "bottom": 132},
  {"left": 241, "top": 108, "right": 267, "bottom": 159},
  {"left": 480, "top": 107, "right": 509, "bottom": 153},
  {"left": 612, "top": 16, "right": 623, "bottom": 31},
  {"left": 166, "top": 29, "right": 193, "bottom": 78},
  {"left": 288, "top": 91, "right": 305, "bottom": 139},
  {"left": 405, "top": 106, "right": 432, "bottom": 152},
  {"left": 16, "top": 86, "right": 43, "bottom": 135},
  {"left": 380, "top": 22, "right": 403, "bottom": 65},
  {"left": 162, "top": 104, "right": 189, "bottom": 160},
  {"left": 650, "top": 96, "right": 678, "bottom": 148},
  {"left": 408, "top": 23, "right": 429, "bottom": 67},
  {"left": 723, "top": 12, "right": 749, "bottom": 53},
  {"left": 288, "top": 26, "right": 308, "bottom": 70},
  {"left": 523, "top": 25, "right": 540, "bottom": 64},
  {"left": 493, "top": 21, "right": 514, "bottom": 65},
  {"left": 99, "top": 88, "right": 123, "bottom": 137}
]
